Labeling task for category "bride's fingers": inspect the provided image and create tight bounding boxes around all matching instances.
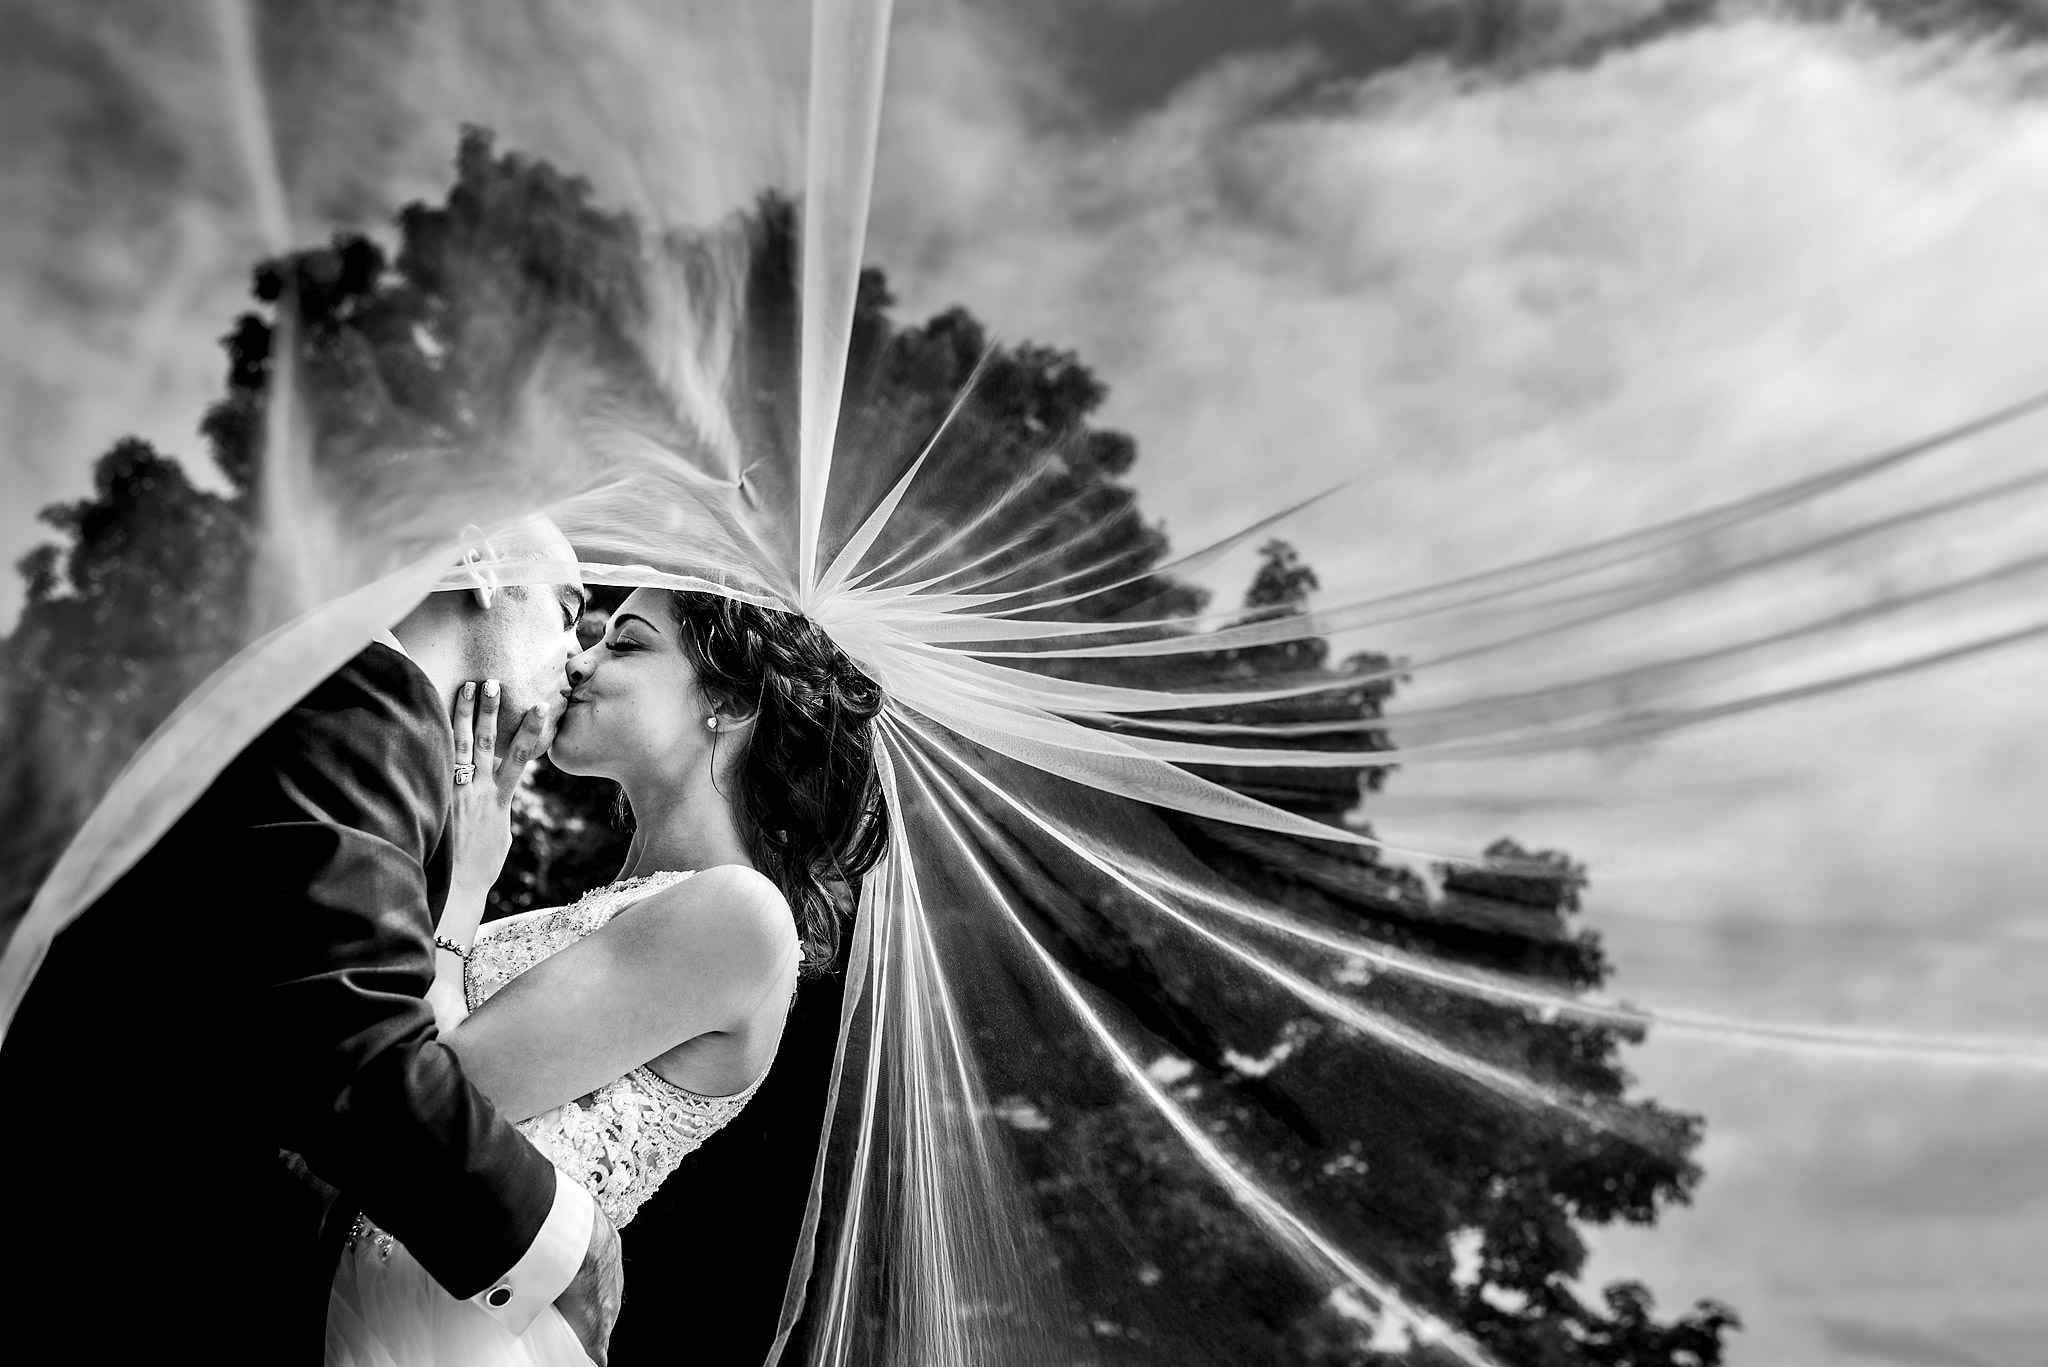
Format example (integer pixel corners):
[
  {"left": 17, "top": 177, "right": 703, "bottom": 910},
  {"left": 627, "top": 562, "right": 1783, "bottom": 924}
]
[
  {"left": 451, "top": 680, "right": 477, "bottom": 768},
  {"left": 496, "top": 707, "right": 545, "bottom": 803},
  {"left": 474, "top": 679, "right": 500, "bottom": 767}
]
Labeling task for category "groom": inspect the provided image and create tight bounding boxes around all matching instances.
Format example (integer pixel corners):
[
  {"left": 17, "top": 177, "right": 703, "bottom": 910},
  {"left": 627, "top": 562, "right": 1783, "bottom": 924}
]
[{"left": 0, "top": 517, "right": 620, "bottom": 1363}]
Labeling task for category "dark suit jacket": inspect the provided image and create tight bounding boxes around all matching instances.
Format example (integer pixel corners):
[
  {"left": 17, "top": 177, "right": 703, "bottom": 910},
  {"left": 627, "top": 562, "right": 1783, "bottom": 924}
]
[{"left": 0, "top": 642, "right": 558, "bottom": 1362}]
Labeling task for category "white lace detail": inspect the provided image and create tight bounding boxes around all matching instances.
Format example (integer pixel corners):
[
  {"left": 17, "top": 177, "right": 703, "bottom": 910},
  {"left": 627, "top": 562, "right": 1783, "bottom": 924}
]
[{"left": 461, "top": 870, "right": 769, "bottom": 1229}]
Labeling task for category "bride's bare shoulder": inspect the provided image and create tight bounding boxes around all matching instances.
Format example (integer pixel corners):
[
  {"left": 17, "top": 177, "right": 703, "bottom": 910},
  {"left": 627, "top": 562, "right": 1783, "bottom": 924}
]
[{"left": 629, "top": 864, "right": 795, "bottom": 977}]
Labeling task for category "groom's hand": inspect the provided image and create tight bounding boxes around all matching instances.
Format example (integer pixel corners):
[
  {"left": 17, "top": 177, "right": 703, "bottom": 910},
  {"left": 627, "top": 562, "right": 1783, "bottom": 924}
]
[{"left": 554, "top": 1205, "right": 624, "bottom": 1365}]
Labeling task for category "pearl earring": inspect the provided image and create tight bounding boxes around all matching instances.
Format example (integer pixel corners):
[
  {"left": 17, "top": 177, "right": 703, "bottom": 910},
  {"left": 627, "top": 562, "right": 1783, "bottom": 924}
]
[{"left": 705, "top": 715, "right": 719, "bottom": 731}]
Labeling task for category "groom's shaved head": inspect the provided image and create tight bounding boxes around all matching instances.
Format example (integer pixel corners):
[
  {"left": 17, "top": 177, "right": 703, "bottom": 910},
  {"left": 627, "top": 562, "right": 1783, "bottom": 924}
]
[
  {"left": 428, "top": 514, "right": 582, "bottom": 617},
  {"left": 466, "top": 513, "right": 578, "bottom": 580}
]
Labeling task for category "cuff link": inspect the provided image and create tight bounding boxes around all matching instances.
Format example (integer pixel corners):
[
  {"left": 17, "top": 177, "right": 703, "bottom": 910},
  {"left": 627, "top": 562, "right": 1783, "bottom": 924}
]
[{"left": 486, "top": 1284, "right": 514, "bottom": 1308}]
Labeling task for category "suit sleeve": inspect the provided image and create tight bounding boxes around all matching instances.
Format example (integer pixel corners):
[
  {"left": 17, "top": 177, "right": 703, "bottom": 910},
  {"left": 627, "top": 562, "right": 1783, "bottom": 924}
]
[{"left": 240, "top": 651, "right": 560, "bottom": 1299}]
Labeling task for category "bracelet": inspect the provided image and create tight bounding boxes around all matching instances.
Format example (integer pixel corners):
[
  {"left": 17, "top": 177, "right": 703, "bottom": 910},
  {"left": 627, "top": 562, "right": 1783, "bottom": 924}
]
[{"left": 433, "top": 935, "right": 472, "bottom": 961}]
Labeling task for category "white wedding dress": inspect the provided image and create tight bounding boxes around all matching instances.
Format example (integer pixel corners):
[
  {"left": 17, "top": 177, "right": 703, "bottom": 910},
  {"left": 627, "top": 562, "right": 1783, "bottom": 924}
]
[{"left": 326, "top": 871, "right": 766, "bottom": 1366}]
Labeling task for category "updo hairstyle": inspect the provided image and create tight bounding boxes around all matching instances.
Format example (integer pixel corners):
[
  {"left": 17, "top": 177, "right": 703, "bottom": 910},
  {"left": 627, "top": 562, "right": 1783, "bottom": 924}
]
[{"left": 664, "top": 590, "right": 889, "bottom": 975}]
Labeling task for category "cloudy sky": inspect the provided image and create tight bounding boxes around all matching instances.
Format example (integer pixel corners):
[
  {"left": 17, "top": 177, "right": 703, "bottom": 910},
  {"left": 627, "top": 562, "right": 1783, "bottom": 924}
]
[{"left": 6, "top": 2, "right": 2048, "bottom": 1363}]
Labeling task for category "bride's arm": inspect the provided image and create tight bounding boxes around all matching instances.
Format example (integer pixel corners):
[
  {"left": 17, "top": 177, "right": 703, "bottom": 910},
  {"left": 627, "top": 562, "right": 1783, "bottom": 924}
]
[
  {"left": 443, "top": 865, "right": 799, "bottom": 1121},
  {"left": 426, "top": 844, "right": 495, "bottom": 1036},
  {"left": 429, "top": 931, "right": 476, "bottom": 1033}
]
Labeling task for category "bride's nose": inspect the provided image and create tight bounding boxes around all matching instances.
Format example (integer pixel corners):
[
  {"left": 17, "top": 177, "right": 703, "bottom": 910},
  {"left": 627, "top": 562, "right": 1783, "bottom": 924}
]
[{"left": 567, "top": 644, "right": 600, "bottom": 688}]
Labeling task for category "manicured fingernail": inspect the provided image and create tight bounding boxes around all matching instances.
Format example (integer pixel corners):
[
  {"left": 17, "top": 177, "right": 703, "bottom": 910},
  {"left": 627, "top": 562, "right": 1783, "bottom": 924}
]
[
  {"left": 483, "top": 679, "right": 499, "bottom": 697},
  {"left": 461, "top": 681, "right": 476, "bottom": 699}
]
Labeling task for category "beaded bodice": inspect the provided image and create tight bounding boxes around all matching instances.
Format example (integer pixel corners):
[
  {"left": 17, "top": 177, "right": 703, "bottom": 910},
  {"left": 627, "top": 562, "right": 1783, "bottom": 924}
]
[{"left": 464, "top": 870, "right": 767, "bottom": 1229}]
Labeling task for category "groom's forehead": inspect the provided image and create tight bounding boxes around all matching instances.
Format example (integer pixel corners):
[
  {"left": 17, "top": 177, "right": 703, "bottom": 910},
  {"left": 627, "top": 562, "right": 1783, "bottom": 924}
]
[
  {"left": 507, "top": 560, "right": 587, "bottom": 614},
  {"left": 432, "top": 517, "right": 584, "bottom": 595},
  {"left": 433, "top": 555, "right": 587, "bottom": 611},
  {"left": 481, "top": 518, "right": 582, "bottom": 578},
  {"left": 498, "top": 549, "right": 581, "bottom": 580},
  {"left": 488, "top": 516, "right": 576, "bottom": 565}
]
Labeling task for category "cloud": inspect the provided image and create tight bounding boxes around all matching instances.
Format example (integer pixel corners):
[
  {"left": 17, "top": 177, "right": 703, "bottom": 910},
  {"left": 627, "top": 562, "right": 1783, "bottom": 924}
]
[{"left": 879, "top": 11, "right": 2048, "bottom": 586}]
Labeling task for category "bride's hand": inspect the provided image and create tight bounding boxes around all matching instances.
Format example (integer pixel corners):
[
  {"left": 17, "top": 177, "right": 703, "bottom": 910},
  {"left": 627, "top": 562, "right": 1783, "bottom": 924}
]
[{"left": 448, "top": 678, "right": 546, "bottom": 908}]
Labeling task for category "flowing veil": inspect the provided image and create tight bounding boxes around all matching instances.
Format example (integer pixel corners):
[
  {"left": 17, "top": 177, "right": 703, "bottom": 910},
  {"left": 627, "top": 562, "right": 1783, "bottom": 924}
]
[{"left": 6, "top": 2, "right": 2048, "bottom": 1363}]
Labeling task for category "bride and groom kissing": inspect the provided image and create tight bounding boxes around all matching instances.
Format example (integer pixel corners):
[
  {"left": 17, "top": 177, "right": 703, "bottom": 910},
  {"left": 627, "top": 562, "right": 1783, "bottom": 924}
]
[{"left": 0, "top": 516, "right": 890, "bottom": 1365}]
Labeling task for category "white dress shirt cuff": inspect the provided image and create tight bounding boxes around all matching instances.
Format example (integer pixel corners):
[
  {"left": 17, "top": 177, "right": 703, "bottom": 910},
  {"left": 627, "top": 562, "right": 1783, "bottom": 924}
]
[{"left": 470, "top": 1170, "right": 595, "bottom": 1335}]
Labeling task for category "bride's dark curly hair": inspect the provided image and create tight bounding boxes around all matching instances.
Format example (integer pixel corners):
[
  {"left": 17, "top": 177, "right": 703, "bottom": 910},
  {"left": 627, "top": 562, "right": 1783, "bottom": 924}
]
[{"left": 662, "top": 590, "right": 889, "bottom": 975}]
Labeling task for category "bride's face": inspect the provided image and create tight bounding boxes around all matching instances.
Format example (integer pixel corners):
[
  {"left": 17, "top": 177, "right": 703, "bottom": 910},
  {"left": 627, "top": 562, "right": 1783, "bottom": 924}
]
[{"left": 549, "top": 588, "right": 712, "bottom": 783}]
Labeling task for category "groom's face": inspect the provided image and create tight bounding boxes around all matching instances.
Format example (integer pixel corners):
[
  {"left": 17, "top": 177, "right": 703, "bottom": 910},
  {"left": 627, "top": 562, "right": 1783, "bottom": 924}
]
[{"left": 466, "top": 521, "right": 587, "bottom": 753}]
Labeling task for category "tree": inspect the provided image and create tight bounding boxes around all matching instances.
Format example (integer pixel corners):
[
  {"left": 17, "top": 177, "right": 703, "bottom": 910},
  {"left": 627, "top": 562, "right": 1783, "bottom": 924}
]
[
  {"left": 0, "top": 438, "right": 250, "bottom": 926},
  {"left": 2, "top": 130, "right": 1738, "bottom": 1365}
]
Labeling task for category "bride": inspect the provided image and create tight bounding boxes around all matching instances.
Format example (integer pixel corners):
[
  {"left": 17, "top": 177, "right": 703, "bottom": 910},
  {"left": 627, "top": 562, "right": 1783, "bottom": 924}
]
[{"left": 326, "top": 586, "right": 890, "bottom": 1366}]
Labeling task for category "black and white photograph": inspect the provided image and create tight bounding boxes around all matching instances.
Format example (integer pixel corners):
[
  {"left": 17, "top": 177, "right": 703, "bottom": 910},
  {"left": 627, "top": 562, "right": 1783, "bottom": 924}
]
[{"left": 2, "top": 2, "right": 2045, "bottom": 1365}]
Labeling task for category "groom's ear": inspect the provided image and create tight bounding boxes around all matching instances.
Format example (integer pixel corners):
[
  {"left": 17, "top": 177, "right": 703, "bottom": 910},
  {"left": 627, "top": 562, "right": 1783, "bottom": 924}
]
[{"left": 457, "top": 537, "right": 499, "bottom": 612}]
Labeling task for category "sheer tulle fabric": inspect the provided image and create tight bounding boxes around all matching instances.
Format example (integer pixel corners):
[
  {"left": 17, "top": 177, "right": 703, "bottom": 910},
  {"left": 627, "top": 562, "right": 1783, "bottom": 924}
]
[{"left": 6, "top": 5, "right": 2048, "bottom": 1366}]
